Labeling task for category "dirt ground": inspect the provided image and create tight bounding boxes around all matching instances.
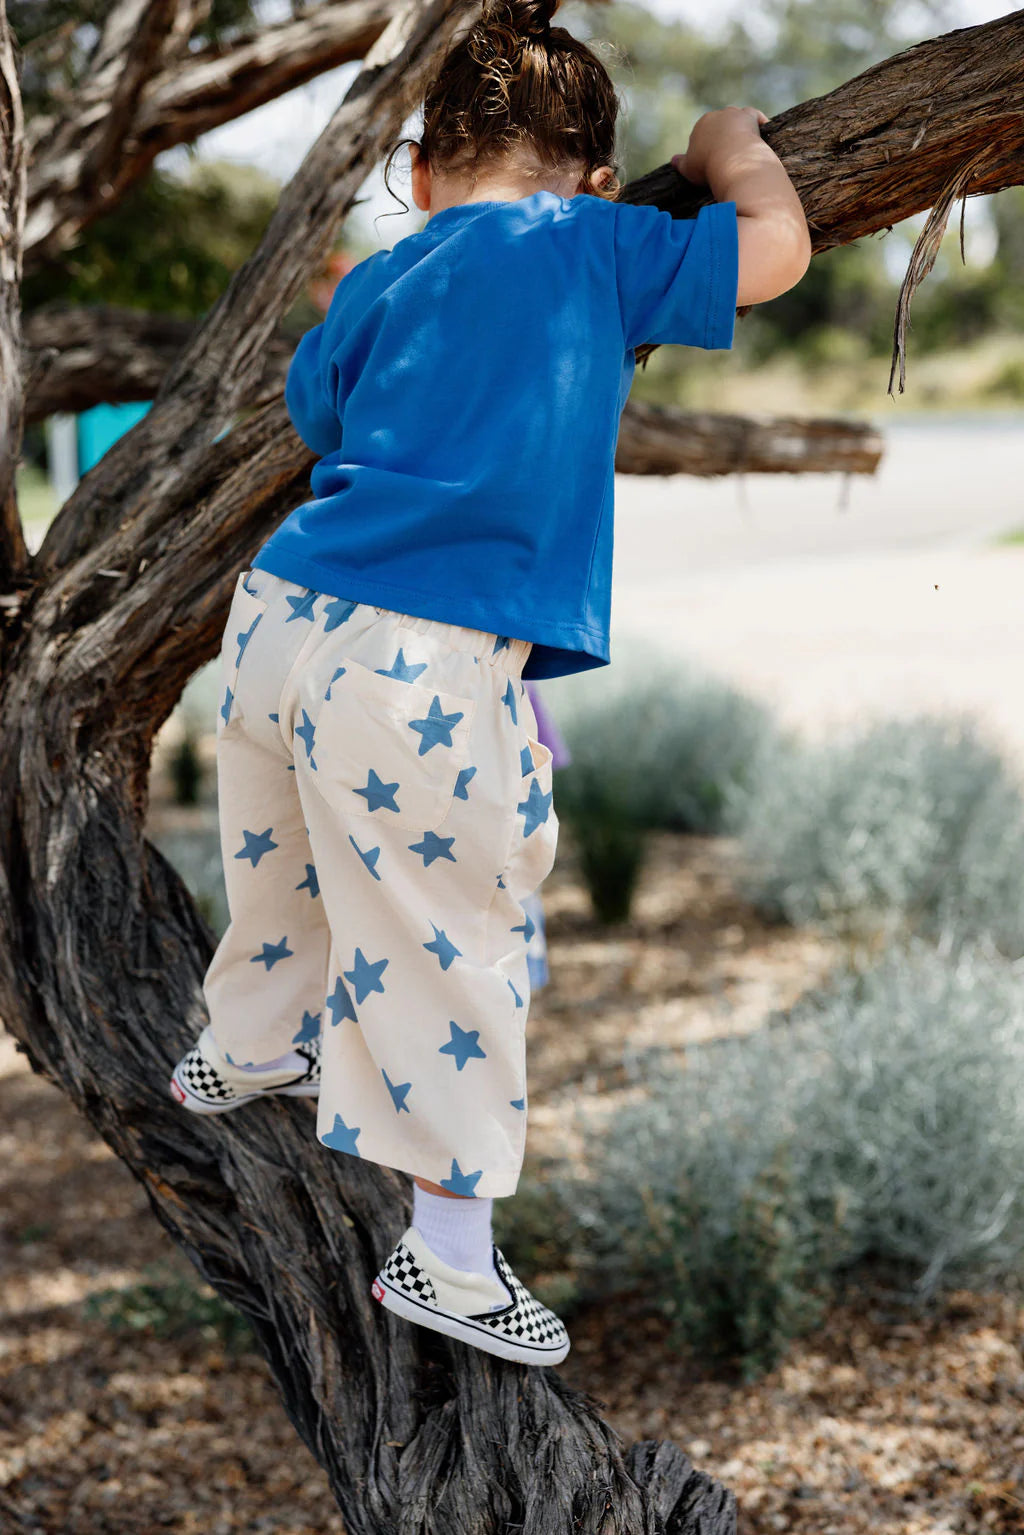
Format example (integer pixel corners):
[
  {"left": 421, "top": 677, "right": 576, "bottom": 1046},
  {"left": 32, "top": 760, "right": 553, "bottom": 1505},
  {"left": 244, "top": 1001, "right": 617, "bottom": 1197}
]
[{"left": 3, "top": 836, "right": 1023, "bottom": 1534}]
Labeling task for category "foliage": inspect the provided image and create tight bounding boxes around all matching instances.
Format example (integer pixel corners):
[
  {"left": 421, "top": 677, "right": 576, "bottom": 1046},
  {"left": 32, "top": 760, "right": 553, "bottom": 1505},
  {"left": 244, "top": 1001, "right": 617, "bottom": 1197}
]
[
  {"left": 168, "top": 729, "right": 204, "bottom": 807},
  {"left": 86, "top": 1265, "right": 254, "bottom": 1352},
  {"left": 734, "top": 715, "right": 1024, "bottom": 957},
  {"left": 551, "top": 650, "right": 775, "bottom": 922},
  {"left": 24, "top": 161, "right": 281, "bottom": 319},
  {"left": 565, "top": 942, "right": 1024, "bottom": 1373}
]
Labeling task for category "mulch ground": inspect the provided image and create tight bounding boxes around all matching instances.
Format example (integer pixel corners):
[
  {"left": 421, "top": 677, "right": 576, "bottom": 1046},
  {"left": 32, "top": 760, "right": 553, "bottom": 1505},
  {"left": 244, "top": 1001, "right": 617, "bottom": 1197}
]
[{"left": 2, "top": 833, "right": 1023, "bottom": 1534}]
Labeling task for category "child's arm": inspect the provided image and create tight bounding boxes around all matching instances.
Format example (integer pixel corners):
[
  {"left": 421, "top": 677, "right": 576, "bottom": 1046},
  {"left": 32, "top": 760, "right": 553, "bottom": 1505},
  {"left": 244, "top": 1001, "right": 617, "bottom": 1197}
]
[{"left": 672, "top": 107, "right": 810, "bottom": 307}]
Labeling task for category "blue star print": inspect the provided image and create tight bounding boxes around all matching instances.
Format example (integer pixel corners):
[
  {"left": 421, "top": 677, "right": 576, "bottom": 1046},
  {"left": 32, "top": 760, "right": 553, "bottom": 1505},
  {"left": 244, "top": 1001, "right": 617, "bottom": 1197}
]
[
  {"left": 344, "top": 948, "right": 389, "bottom": 1004},
  {"left": 408, "top": 696, "right": 464, "bottom": 755},
  {"left": 295, "top": 863, "right": 319, "bottom": 899},
  {"left": 509, "top": 1098, "right": 526, "bottom": 1111},
  {"left": 220, "top": 687, "right": 233, "bottom": 726},
  {"left": 376, "top": 648, "right": 427, "bottom": 684},
  {"left": 322, "top": 1114, "right": 361, "bottom": 1155},
  {"left": 441, "top": 1159, "right": 483, "bottom": 1196},
  {"left": 355, "top": 769, "right": 400, "bottom": 814},
  {"left": 517, "top": 778, "right": 552, "bottom": 838},
  {"left": 235, "top": 827, "right": 278, "bottom": 868},
  {"left": 250, "top": 936, "right": 293, "bottom": 971},
  {"left": 295, "top": 709, "right": 317, "bottom": 769},
  {"left": 323, "top": 597, "right": 357, "bottom": 632},
  {"left": 292, "top": 1010, "right": 321, "bottom": 1045},
  {"left": 408, "top": 831, "right": 456, "bottom": 868},
  {"left": 383, "top": 1069, "right": 412, "bottom": 1114},
  {"left": 508, "top": 978, "right": 524, "bottom": 1009},
  {"left": 512, "top": 910, "right": 536, "bottom": 944},
  {"left": 285, "top": 589, "right": 318, "bottom": 623},
  {"left": 453, "top": 765, "right": 477, "bottom": 800},
  {"left": 492, "top": 635, "right": 511, "bottom": 654},
  {"left": 235, "top": 615, "right": 261, "bottom": 668},
  {"left": 520, "top": 744, "right": 535, "bottom": 777},
  {"left": 327, "top": 976, "right": 358, "bottom": 1026},
  {"left": 348, "top": 835, "right": 382, "bottom": 880},
  {"left": 423, "top": 923, "right": 461, "bottom": 971},
  {"left": 324, "top": 666, "right": 346, "bottom": 701},
  {"left": 439, "top": 1020, "right": 486, "bottom": 1071},
  {"left": 501, "top": 678, "right": 518, "bottom": 724}
]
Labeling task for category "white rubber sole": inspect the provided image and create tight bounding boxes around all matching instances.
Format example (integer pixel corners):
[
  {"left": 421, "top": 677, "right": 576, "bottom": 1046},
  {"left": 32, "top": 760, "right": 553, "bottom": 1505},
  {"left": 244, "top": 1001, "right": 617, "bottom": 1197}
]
[
  {"left": 372, "top": 1272, "right": 570, "bottom": 1366},
  {"left": 169, "top": 1070, "right": 320, "bottom": 1114}
]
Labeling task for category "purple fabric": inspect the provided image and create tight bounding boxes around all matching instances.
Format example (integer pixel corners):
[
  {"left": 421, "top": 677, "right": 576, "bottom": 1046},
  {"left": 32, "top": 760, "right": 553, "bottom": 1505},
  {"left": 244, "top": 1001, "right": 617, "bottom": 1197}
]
[{"left": 524, "top": 681, "right": 571, "bottom": 770}]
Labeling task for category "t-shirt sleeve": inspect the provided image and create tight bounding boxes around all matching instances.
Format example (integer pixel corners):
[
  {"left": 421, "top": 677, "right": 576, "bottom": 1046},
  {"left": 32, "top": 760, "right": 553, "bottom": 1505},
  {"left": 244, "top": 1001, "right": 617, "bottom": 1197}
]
[
  {"left": 284, "top": 322, "right": 344, "bottom": 457},
  {"left": 613, "top": 199, "right": 739, "bottom": 351}
]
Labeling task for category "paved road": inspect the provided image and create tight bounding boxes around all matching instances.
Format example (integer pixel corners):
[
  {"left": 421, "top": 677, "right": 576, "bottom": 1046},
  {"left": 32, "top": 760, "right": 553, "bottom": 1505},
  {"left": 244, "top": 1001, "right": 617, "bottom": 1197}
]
[{"left": 558, "top": 419, "right": 1024, "bottom": 771}]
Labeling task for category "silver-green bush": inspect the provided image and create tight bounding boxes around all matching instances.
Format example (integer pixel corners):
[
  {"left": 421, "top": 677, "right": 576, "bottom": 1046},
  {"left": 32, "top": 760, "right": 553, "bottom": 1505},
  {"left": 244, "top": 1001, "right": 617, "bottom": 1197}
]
[
  {"left": 734, "top": 716, "right": 1024, "bottom": 956},
  {"left": 548, "top": 648, "right": 776, "bottom": 922},
  {"left": 566, "top": 943, "right": 1024, "bottom": 1372}
]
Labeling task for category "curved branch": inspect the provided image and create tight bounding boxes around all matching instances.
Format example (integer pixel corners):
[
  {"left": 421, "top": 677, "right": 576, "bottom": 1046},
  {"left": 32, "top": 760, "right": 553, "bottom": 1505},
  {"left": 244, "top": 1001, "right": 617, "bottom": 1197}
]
[
  {"left": 0, "top": 2, "right": 28, "bottom": 593},
  {"left": 36, "top": 0, "right": 477, "bottom": 579},
  {"left": 24, "top": 0, "right": 397, "bottom": 265}
]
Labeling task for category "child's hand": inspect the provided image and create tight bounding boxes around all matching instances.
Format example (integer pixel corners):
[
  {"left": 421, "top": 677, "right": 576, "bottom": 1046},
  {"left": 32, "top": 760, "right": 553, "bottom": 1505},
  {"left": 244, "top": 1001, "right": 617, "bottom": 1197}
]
[{"left": 671, "top": 107, "right": 769, "bottom": 188}]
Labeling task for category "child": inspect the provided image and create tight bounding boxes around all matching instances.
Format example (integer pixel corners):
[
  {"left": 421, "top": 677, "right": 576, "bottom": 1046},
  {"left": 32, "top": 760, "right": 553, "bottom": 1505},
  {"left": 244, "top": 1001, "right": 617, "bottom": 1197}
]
[{"left": 170, "top": 0, "right": 809, "bottom": 1367}]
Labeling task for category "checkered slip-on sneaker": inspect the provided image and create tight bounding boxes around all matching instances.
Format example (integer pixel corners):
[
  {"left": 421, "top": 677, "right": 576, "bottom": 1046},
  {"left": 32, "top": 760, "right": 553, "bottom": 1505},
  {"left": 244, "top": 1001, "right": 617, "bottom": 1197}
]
[
  {"left": 169, "top": 1025, "right": 320, "bottom": 1114},
  {"left": 372, "top": 1225, "right": 570, "bottom": 1367}
]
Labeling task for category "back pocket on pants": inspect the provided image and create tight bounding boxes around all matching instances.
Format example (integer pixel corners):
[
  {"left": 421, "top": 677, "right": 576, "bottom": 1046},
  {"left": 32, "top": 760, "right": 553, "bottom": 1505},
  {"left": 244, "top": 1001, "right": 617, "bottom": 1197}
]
[{"left": 312, "top": 658, "right": 476, "bottom": 831}]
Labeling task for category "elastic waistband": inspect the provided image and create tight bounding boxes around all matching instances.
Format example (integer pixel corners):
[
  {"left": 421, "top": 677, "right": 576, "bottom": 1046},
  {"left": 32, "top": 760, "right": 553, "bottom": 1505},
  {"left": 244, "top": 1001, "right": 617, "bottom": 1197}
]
[
  {"left": 391, "top": 608, "right": 532, "bottom": 678},
  {"left": 243, "top": 569, "right": 532, "bottom": 679}
]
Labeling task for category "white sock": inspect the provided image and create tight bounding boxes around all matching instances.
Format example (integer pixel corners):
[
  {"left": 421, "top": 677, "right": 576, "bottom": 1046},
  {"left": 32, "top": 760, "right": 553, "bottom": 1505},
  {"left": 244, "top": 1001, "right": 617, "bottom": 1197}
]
[
  {"left": 412, "top": 1184, "right": 498, "bottom": 1281},
  {"left": 235, "top": 1049, "right": 307, "bottom": 1075}
]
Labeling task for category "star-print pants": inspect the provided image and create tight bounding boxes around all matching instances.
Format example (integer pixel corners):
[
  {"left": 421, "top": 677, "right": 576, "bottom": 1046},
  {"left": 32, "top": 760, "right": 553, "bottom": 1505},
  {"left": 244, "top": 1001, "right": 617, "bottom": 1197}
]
[{"left": 203, "top": 568, "right": 559, "bottom": 1198}]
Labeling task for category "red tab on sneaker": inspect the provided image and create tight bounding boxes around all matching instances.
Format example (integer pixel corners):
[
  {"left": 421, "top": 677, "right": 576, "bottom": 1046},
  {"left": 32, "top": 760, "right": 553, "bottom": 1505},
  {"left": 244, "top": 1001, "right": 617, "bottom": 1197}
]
[{"left": 371, "top": 1279, "right": 385, "bottom": 1303}]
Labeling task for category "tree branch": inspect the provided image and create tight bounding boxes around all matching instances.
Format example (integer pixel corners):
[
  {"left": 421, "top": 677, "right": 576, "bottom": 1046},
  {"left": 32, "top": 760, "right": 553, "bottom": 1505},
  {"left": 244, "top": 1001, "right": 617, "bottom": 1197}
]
[
  {"left": 0, "top": 0, "right": 29, "bottom": 592},
  {"left": 24, "top": 0, "right": 397, "bottom": 265},
  {"left": 35, "top": 0, "right": 477, "bottom": 579},
  {"left": 620, "top": 10, "right": 1024, "bottom": 377}
]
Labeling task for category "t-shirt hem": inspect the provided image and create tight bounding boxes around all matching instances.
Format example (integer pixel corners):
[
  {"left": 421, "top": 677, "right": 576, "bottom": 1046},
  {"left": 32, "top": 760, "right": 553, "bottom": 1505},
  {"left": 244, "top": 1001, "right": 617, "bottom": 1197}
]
[{"left": 252, "top": 545, "right": 610, "bottom": 675}]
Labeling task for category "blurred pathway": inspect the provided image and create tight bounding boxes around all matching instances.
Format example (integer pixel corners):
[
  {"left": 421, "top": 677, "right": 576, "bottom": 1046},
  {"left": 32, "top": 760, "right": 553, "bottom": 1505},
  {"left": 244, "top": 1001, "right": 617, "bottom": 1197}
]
[{"left": 603, "top": 418, "right": 1024, "bottom": 770}]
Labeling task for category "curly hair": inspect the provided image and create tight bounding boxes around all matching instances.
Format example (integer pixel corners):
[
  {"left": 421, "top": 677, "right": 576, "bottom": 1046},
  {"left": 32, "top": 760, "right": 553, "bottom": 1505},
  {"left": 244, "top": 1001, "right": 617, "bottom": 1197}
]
[{"left": 385, "top": 0, "right": 621, "bottom": 204}]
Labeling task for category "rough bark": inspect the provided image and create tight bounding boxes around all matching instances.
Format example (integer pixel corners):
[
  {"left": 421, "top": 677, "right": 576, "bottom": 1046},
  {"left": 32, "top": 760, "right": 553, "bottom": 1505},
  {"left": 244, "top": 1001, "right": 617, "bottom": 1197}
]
[
  {"left": 0, "top": 1, "right": 27, "bottom": 588},
  {"left": 1, "top": 1, "right": 738, "bottom": 1531},
  {"left": 23, "top": 0, "right": 397, "bottom": 264},
  {"left": 23, "top": 304, "right": 883, "bottom": 477}
]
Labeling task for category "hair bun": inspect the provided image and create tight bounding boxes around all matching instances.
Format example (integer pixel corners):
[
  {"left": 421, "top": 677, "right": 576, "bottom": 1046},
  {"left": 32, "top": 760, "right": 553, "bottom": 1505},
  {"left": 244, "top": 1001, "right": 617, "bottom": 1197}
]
[{"left": 496, "top": 0, "right": 559, "bottom": 36}]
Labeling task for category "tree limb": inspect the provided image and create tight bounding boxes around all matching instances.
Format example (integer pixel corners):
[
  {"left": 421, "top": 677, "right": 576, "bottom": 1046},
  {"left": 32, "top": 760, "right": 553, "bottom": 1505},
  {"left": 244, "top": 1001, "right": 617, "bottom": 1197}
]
[
  {"left": 24, "top": 0, "right": 397, "bottom": 265},
  {"left": 0, "top": 0, "right": 28, "bottom": 590},
  {"left": 22, "top": 304, "right": 883, "bottom": 477},
  {"left": 620, "top": 10, "right": 1024, "bottom": 378}
]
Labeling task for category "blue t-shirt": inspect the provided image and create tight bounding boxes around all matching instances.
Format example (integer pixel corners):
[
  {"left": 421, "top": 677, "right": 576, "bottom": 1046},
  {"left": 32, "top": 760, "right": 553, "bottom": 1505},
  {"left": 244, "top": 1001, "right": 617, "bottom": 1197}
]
[{"left": 254, "top": 190, "right": 738, "bottom": 679}]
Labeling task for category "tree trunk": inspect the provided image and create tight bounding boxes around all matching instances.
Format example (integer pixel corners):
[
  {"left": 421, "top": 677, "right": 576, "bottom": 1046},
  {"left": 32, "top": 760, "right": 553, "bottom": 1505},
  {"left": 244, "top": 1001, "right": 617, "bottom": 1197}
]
[{"left": 22, "top": 304, "right": 883, "bottom": 476}]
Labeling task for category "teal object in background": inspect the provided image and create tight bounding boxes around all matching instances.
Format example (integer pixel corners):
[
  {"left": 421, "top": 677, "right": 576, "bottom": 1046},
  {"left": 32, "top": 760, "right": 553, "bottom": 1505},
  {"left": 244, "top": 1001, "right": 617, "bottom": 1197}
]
[{"left": 77, "top": 401, "right": 152, "bottom": 474}]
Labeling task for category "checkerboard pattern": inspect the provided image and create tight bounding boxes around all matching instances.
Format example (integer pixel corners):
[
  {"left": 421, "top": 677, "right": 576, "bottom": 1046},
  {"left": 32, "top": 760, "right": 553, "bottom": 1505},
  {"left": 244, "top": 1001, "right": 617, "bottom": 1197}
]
[
  {"left": 477, "top": 1248, "right": 568, "bottom": 1349},
  {"left": 172, "top": 1034, "right": 321, "bottom": 1111},
  {"left": 380, "top": 1241, "right": 439, "bottom": 1306}
]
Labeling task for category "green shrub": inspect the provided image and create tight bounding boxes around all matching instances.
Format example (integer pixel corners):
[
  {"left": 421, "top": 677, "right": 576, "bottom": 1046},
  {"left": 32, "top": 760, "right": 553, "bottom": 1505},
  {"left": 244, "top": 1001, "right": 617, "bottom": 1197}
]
[
  {"left": 734, "top": 716, "right": 1024, "bottom": 956},
  {"left": 551, "top": 650, "right": 776, "bottom": 922},
  {"left": 169, "top": 728, "right": 204, "bottom": 805},
  {"left": 563, "top": 943, "right": 1024, "bottom": 1374}
]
